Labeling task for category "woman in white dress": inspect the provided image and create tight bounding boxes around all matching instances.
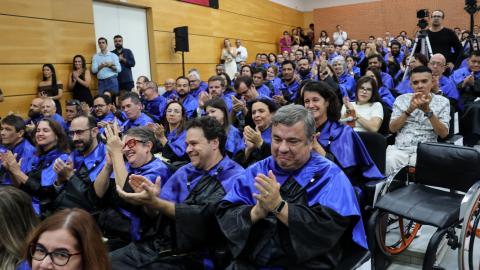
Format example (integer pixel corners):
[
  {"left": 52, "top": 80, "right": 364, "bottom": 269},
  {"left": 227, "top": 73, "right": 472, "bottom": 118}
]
[{"left": 221, "top": 38, "right": 237, "bottom": 79}]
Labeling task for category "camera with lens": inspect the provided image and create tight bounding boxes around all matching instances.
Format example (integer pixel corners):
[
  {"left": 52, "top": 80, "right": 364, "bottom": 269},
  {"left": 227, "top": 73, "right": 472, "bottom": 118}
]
[{"left": 416, "top": 9, "right": 429, "bottom": 30}]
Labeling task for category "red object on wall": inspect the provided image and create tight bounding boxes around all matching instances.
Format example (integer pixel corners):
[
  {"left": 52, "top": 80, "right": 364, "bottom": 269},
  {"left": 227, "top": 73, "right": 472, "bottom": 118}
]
[{"left": 180, "top": 0, "right": 210, "bottom": 7}]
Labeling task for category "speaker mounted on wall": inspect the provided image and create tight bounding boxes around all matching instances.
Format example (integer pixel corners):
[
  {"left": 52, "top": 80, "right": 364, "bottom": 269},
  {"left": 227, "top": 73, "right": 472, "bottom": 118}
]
[
  {"left": 174, "top": 26, "right": 189, "bottom": 52},
  {"left": 179, "top": 0, "right": 219, "bottom": 9}
]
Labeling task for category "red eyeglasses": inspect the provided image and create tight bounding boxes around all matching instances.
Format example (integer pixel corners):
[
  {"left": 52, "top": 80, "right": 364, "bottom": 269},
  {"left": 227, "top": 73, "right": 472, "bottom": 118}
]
[{"left": 123, "top": 138, "right": 147, "bottom": 149}]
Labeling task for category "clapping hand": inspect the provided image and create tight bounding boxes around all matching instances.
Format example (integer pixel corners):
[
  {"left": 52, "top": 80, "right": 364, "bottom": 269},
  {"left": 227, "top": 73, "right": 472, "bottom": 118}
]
[
  {"left": 53, "top": 156, "right": 74, "bottom": 182},
  {"left": 104, "top": 120, "right": 124, "bottom": 154},
  {"left": 253, "top": 170, "right": 282, "bottom": 212},
  {"left": 116, "top": 175, "right": 161, "bottom": 206}
]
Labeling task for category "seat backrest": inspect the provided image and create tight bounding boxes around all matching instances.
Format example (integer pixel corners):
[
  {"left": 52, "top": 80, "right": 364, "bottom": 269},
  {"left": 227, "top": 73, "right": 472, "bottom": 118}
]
[
  {"left": 357, "top": 131, "right": 386, "bottom": 174},
  {"left": 378, "top": 103, "right": 392, "bottom": 135},
  {"left": 415, "top": 143, "right": 480, "bottom": 192}
]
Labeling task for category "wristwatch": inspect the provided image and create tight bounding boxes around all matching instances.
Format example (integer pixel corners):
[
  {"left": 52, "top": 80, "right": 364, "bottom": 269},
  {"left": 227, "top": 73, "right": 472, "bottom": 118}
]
[
  {"left": 424, "top": 111, "right": 434, "bottom": 118},
  {"left": 272, "top": 200, "right": 286, "bottom": 215}
]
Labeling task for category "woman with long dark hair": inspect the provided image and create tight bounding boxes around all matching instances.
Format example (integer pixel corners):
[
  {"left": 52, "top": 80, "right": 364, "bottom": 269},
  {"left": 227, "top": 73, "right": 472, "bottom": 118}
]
[
  {"left": 302, "top": 81, "right": 383, "bottom": 184},
  {"left": 38, "top": 64, "right": 63, "bottom": 115},
  {"left": 68, "top": 55, "right": 93, "bottom": 106}
]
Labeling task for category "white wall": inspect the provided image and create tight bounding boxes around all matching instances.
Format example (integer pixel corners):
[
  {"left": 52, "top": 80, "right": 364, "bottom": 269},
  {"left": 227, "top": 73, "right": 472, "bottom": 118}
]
[
  {"left": 92, "top": 1, "right": 151, "bottom": 82},
  {"left": 270, "top": 0, "right": 380, "bottom": 11}
]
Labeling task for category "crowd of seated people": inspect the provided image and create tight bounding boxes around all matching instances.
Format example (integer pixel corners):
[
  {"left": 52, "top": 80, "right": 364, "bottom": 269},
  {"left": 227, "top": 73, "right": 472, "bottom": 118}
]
[{"left": 0, "top": 16, "right": 479, "bottom": 270}]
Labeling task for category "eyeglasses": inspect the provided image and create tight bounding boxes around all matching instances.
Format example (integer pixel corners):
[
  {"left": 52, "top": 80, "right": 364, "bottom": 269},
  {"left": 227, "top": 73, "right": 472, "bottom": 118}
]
[
  {"left": 123, "top": 138, "right": 147, "bottom": 149},
  {"left": 359, "top": 86, "right": 373, "bottom": 92},
  {"left": 66, "top": 99, "right": 80, "bottom": 106},
  {"left": 67, "top": 128, "right": 91, "bottom": 137},
  {"left": 30, "top": 244, "right": 81, "bottom": 266},
  {"left": 92, "top": 104, "right": 107, "bottom": 109}
]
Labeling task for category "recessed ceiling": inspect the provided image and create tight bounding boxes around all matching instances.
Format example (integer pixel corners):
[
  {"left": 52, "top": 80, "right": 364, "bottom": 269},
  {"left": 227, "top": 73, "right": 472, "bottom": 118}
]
[{"left": 269, "top": 0, "right": 380, "bottom": 12}]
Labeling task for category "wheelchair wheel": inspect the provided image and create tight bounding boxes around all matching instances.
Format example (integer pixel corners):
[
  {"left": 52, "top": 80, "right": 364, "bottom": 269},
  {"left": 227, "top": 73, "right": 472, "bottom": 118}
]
[
  {"left": 458, "top": 197, "right": 480, "bottom": 270},
  {"left": 376, "top": 212, "right": 421, "bottom": 256}
]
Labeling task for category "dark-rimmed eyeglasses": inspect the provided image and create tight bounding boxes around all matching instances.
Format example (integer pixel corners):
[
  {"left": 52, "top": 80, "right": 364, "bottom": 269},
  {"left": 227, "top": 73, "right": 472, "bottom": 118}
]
[
  {"left": 123, "top": 138, "right": 147, "bottom": 149},
  {"left": 30, "top": 244, "right": 81, "bottom": 266},
  {"left": 67, "top": 128, "right": 91, "bottom": 137}
]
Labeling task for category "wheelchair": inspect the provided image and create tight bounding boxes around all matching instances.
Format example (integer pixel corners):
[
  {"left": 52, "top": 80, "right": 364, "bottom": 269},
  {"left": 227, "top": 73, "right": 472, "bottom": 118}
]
[{"left": 367, "top": 142, "right": 480, "bottom": 270}]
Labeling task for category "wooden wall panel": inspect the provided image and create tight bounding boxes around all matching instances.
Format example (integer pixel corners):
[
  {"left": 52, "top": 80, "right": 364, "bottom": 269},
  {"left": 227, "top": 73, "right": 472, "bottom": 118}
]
[
  {"left": 0, "top": 0, "right": 94, "bottom": 23},
  {"left": 0, "top": 15, "right": 95, "bottom": 64},
  {"left": 0, "top": 0, "right": 305, "bottom": 117}
]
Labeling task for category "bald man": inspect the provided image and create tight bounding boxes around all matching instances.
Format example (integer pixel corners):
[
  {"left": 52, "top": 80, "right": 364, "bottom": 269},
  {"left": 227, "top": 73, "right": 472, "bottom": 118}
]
[
  {"left": 428, "top": 53, "right": 460, "bottom": 104},
  {"left": 26, "top": 97, "right": 45, "bottom": 125},
  {"left": 41, "top": 98, "right": 67, "bottom": 130},
  {"left": 162, "top": 78, "right": 177, "bottom": 99}
]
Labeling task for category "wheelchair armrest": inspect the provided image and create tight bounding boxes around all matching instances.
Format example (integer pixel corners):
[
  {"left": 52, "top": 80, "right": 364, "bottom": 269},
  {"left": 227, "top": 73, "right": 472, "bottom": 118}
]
[
  {"left": 460, "top": 180, "right": 480, "bottom": 221},
  {"left": 371, "top": 166, "right": 411, "bottom": 207}
]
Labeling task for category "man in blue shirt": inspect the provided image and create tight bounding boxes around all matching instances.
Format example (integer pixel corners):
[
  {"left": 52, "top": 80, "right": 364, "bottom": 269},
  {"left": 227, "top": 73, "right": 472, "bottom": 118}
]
[
  {"left": 112, "top": 35, "right": 135, "bottom": 91},
  {"left": 0, "top": 115, "right": 37, "bottom": 185},
  {"left": 120, "top": 92, "right": 154, "bottom": 132},
  {"left": 252, "top": 68, "right": 273, "bottom": 97},
  {"left": 142, "top": 81, "right": 167, "bottom": 122},
  {"left": 92, "top": 37, "right": 121, "bottom": 95},
  {"left": 276, "top": 60, "right": 300, "bottom": 105}
]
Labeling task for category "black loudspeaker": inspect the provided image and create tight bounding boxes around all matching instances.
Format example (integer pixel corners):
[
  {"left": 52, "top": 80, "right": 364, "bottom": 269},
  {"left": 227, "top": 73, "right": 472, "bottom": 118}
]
[
  {"left": 209, "top": 0, "right": 219, "bottom": 9},
  {"left": 174, "top": 26, "right": 189, "bottom": 52}
]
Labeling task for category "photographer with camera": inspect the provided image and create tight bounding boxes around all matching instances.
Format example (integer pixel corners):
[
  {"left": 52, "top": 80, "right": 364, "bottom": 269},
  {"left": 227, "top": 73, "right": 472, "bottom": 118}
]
[{"left": 426, "top": 10, "right": 463, "bottom": 71}]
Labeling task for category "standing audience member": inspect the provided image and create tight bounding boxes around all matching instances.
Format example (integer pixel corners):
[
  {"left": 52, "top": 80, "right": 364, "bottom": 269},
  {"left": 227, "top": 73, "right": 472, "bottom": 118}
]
[
  {"left": 426, "top": 10, "right": 463, "bottom": 71},
  {"left": 25, "top": 208, "right": 110, "bottom": 270},
  {"left": 279, "top": 31, "right": 292, "bottom": 54},
  {"left": 112, "top": 35, "right": 136, "bottom": 91},
  {"left": 235, "top": 39, "right": 248, "bottom": 71},
  {"left": 38, "top": 64, "right": 63, "bottom": 115},
  {"left": 92, "top": 37, "right": 121, "bottom": 95},
  {"left": 221, "top": 39, "right": 237, "bottom": 80},
  {"left": 0, "top": 187, "right": 38, "bottom": 270},
  {"left": 68, "top": 55, "right": 93, "bottom": 106},
  {"left": 333, "top": 25, "right": 348, "bottom": 46}
]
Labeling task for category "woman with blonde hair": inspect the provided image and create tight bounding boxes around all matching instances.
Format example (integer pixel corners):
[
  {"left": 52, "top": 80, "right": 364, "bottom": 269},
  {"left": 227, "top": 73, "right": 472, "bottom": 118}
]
[{"left": 220, "top": 38, "right": 237, "bottom": 79}]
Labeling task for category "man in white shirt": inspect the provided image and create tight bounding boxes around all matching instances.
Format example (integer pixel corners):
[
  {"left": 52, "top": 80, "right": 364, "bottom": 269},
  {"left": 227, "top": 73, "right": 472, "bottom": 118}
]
[
  {"left": 333, "top": 25, "right": 348, "bottom": 46},
  {"left": 235, "top": 39, "right": 248, "bottom": 69}
]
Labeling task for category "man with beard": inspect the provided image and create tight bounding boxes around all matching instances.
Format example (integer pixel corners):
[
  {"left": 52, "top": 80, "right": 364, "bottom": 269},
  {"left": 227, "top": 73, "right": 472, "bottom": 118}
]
[
  {"left": 52, "top": 115, "right": 107, "bottom": 213},
  {"left": 0, "top": 115, "right": 37, "bottom": 185},
  {"left": 93, "top": 94, "right": 122, "bottom": 134},
  {"left": 385, "top": 40, "right": 404, "bottom": 79},
  {"left": 110, "top": 116, "right": 245, "bottom": 269},
  {"left": 297, "top": 58, "right": 312, "bottom": 81},
  {"left": 120, "top": 92, "right": 154, "bottom": 132},
  {"left": 216, "top": 105, "right": 367, "bottom": 269},
  {"left": 367, "top": 54, "right": 395, "bottom": 89},
  {"left": 142, "top": 81, "right": 167, "bottom": 122},
  {"left": 26, "top": 97, "right": 44, "bottom": 125},
  {"left": 275, "top": 60, "right": 299, "bottom": 105},
  {"left": 112, "top": 35, "right": 136, "bottom": 91},
  {"left": 176, "top": 76, "right": 198, "bottom": 119},
  {"left": 252, "top": 68, "right": 273, "bottom": 97},
  {"left": 41, "top": 98, "right": 67, "bottom": 131},
  {"left": 426, "top": 10, "right": 462, "bottom": 71}
]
